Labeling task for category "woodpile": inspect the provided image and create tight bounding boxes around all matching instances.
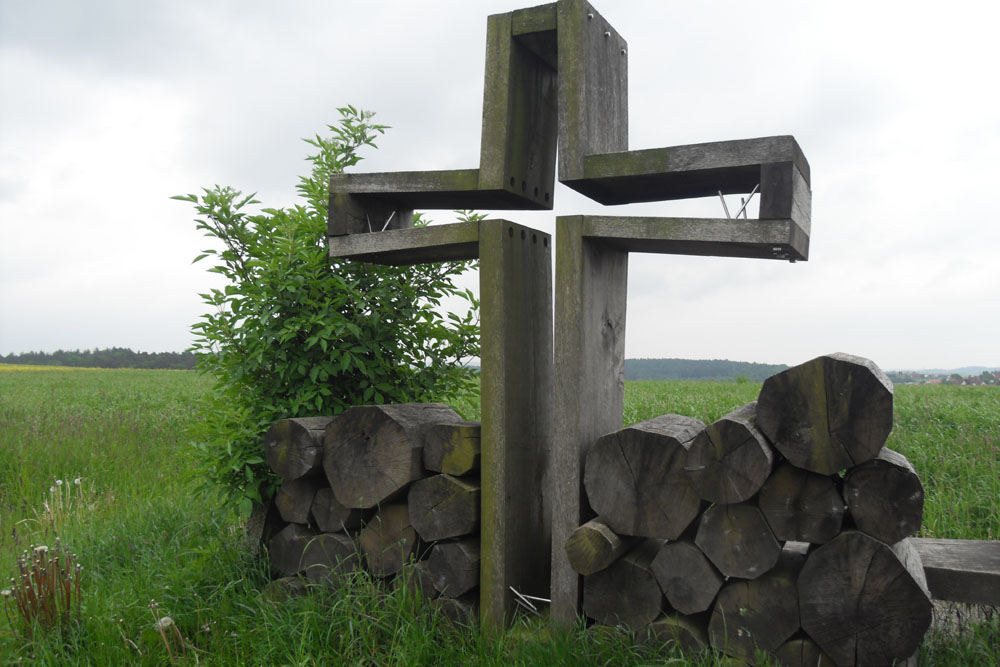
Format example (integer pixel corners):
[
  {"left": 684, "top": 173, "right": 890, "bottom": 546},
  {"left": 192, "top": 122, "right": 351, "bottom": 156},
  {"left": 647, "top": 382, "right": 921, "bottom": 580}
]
[
  {"left": 567, "top": 353, "right": 932, "bottom": 666},
  {"left": 260, "top": 403, "right": 482, "bottom": 623}
]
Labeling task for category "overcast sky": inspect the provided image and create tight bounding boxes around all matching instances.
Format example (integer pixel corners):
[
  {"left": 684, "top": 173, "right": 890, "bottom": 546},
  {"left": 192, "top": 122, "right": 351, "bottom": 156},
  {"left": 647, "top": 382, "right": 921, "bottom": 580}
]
[{"left": 1, "top": 0, "right": 997, "bottom": 371}]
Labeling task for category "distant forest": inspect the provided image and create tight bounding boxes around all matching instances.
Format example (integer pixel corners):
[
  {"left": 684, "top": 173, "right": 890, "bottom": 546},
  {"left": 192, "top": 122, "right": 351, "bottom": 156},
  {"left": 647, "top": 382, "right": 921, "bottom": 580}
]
[
  {"left": 625, "top": 358, "right": 788, "bottom": 382},
  {"left": 1, "top": 348, "right": 197, "bottom": 370}
]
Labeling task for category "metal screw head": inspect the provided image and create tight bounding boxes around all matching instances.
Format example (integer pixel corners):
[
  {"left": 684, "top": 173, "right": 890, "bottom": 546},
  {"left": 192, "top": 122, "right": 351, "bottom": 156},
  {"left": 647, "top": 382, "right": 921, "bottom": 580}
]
[
  {"left": 621, "top": 48, "right": 627, "bottom": 55},
  {"left": 604, "top": 31, "right": 611, "bottom": 38},
  {"left": 587, "top": 12, "right": 594, "bottom": 19}
]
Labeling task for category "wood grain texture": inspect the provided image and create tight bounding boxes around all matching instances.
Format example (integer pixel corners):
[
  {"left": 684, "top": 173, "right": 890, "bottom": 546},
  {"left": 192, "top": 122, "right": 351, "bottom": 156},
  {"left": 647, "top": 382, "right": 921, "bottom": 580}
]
[
  {"left": 408, "top": 473, "right": 481, "bottom": 542},
  {"left": 550, "top": 215, "right": 628, "bottom": 626},
  {"left": 759, "top": 162, "right": 812, "bottom": 237},
  {"left": 757, "top": 462, "right": 845, "bottom": 544},
  {"left": 301, "top": 532, "right": 360, "bottom": 586},
  {"left": 310, "top": 486, "right": 366, "bottom": 534},
  {"left": 694, "top": 503, "right": 781, "bottom": 580},
  {"left": 268, "top": 523, "right": 316, "bottom": 577},
  {"left": 844, "top": 447, "right": 924, "bottom": 545},
  {"left": 564, "top": 518, "right": 638, "bottom": 576},
  {"left": 263, "top": 416, "right": 332, "bottom": 481},
  {"left": 912, "top": 537, "right": 1000, "bottom": 605},
  {"left": 478, "top": 219, "right": 553, "bottom": 630},
  {"left": 511, "top": 4, "right": 557, "bottom": 68},
  {"left": 358, "top": 501, "right": 422, "bottom": 578},
  {"left": 422, "top": 421, "right": 482, "bottom": 476},
  {"left": 274, "top": 475, "right": 324, "bottom": 525},
  {"left": 773, "top": 637, "right": 836, "bottom": 667},
  {"left": 428, "top": 538, "right": 481, "bottom": 598},
  {"left": 638, "top": 613, "right": 709, "bottom": 654},
  {"left": 650, "top": 538, "right": 723, "bottom": 615},
  {"left": 394, "top": 559, "right": 439, "bottom": 602},
  {"left": 328, "top": 221, "right": 480, "bottom": 266},
  {"left": 582, "top": 539, "right": 663, "bottom": 630},
  {"left": 686, "top": 401, "right": 774, "bottom": 504}
]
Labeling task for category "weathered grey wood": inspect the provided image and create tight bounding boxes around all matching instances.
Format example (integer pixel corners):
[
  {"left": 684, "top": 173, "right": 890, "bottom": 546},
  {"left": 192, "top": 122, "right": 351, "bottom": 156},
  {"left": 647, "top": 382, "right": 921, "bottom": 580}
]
[
  {"left": 408, "top": 474, "right": 481, "bottom": 542},
  {"left": 394, "top": 559, "right": 439, "bottom": 602},
  {"left": 557, "top": 0, "right": 628, "bottom": 185},
  {"left": 912, "top": 537, "right": 1000, "bottom": 605},
  {"left": 274, "top": 475, "right": 325, "bottom": 525},
  {"left": 263, "top": 416, "right": 332, "bottom": 481},
  {"left": 578, "top": 215, "right": 809, "bottom": 262},
  {"left": 310, "top": 486, "right": 365, "bottom": 534},
  {"left": 428, "top": 538, "right": 481, "bottom": 598},
  {"left": 686, "top": 402, "right": 775, "bottom": 504},
  {"left": 759, "top": 162, "right": 812, "bottom": 235},
  {"left": 757, "top": 462, "right": 845, "bottom": 544},
  {"left": 323, "top": 403, "right": 462, "bottom": 509},
  {"left": 582, "top": 540, "right": 663, "bottom": 630},
  {"left": 422, "top": 421, "right": 481, "bottom": 475},
  {"left": 843, "top": 447, "right": 924, "bottom": 545},
  {"left": 757, "top": 353, "right": 894, "bottom": 475},
  {"left": 707, "top": 541, "right": 808, "bottom": 662},
  {"left": 243, "top": 498, "right": 285, "bottom": 557},
  {"left": 638, "top": 613, "right": 710, "bottom": 654},
  {"left": 510, "top": 4, "right": 557, "bottom": 68},
  {"left": 358, "top": 502, "right": 422, "bottom": 577},
  {"left": 798, "top": 532, "right": 932, "bottom": 666},
  {"left": 328, "top": 221, "right": 480, "bottom": 266},
  {"left": 301, "top": 532, "right": 360, "bottom": 586},
  {"left": 551, "top": 215, "right": 628, "bottom": 626},
  {"left": 261, "top": 575, "right": 309, "bottom": 603},
  {"left": 268, "top": 523, "right": 316, "bottom": 577},
  {"left": 480, "top": 11, "right": 557, "bottom": 210},
  {"left": 432, "top": 592, "right": 479, "bottom": 626},
  {"left": 564, "top": 518, "right": 638, "bottom": 576},
  {"left": 478, "top": 219, "right": 553, "bottom": 630},
  {"left": 584, "top": 413, "right": 706, "bottom": 539},
  {"left": 694, "top": 503, "right": 781, "bottom": 579},
  {"left": 650, "top": 538, "right": 724, "bottom": 615},
  {"left": 327, "top": 190, "right": 414, "bottom": 238},
  {"left": 773, "top": 637, "right": 836, "bottom": 667},
  {"left": 576, "top": 136, "right": 811, "bottom": 205}
]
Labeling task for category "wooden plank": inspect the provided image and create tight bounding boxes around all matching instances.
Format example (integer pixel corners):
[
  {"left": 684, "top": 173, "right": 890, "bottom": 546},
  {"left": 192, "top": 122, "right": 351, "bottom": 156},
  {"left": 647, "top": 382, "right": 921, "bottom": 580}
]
[
  {"left": 550, "top": 214, "right": 628, "bottom": 627},
  {"left": 511, "top": 4, "right": 557, "bottom": 69},
  {"left": 327, "top": 222, "right": 479, "bottom": 266},
  {"left": 478, "top": 219, "right": 553, "bottom": 630},
  {"left": 912, "top": 537, "right": 1000, "bottom": 605},
  {"left": 557, "top": 0, "right": 628, "bottom": 183},
  {"left": 569, "top": 136, "right": 811, "bottom": 205},
  {"left": 579, "top": 216, "right": 809, "bottom": 261},
  {"left": 480, "top": 11, "right": 558, "bottom": 209},
  {"left": 760, "top": 161, "right": 812, "bottom": 234}
]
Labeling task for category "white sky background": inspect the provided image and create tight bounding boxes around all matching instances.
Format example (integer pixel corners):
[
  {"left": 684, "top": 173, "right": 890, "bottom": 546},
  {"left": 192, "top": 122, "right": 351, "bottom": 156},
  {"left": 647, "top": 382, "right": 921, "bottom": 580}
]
[{"left": 1, "top": 0, "right": 997, "bottom": 370}]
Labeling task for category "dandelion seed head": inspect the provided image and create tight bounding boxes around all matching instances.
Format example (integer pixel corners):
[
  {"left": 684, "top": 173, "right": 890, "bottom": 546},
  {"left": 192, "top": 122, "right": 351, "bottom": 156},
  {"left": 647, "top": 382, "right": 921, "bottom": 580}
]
[
  {"left": 155, "top": 616, "right": 175, "bottom": 631},
  {"left": 73, "top": 478, "right": 81, "bottom": 486},
  {"left": 34, "top": 545, "right": 49, "bottom": 554},
  {"left": 55, "top": 479, "right": 63, "bottom": 487},
  {"left": 49, "top": 487, "right": 55, "bottom": 493}
]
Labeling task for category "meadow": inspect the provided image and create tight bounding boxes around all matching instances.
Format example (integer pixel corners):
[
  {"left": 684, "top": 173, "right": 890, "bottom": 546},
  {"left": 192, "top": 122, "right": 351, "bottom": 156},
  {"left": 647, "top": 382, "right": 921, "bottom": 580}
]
[{"left": 0, "top": 367, "right": 996, "bottom": 664}]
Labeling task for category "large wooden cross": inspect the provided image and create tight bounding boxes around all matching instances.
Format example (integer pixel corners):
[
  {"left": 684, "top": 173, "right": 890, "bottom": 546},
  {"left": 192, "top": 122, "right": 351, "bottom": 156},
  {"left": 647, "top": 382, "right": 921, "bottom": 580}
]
[{"left": 327, "top": 0, "right": 811, "bottom": 630}]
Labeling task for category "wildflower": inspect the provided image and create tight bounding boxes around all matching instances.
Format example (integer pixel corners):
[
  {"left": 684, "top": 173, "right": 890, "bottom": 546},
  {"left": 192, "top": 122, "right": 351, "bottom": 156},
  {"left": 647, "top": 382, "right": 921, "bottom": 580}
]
[
  {"left": 55, "top": 479, "right": 63, "bottom": 487},
  {"left": 1, "top": 589, "right": 11, "bottom": 597},
  {"left": 156, "top": 616, "right": 175, "bottom": 631},
  {"left": 73, "top": 478, "right": 81, "bottom": 486},
  {"left": 34, "top": 545, "right": 49, "bottom": 554},
  {"left": 49, "top": 487, "right": 55, "bottom": 493}
]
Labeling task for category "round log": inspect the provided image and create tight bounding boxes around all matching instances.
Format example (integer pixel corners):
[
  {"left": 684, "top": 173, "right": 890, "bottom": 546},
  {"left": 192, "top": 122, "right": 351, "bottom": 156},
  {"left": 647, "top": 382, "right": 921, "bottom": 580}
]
[
  {"left": 243, "top": 498, "right": 286, "bottom": 557},
  {"left": 843, "top": 447, "right": 923, "bottom": 545},
  {"left": 773, "top": 637, "right": 836, "bottom": 667},
  {"left": 564, "top": 518, "right": 638, "bottom": 576},
  {"left": 275, "top": 476, "right": 325, "bottom": 525},
  {"left": 310, "top": 486, "right": 366, "bottom": 533},
  {"left": 358, "top": 502, "right": 422, "bottom": 577},
  {"left": 408, "top": 474, "right": 480, "bottom": 542},
  {"left": 427, "top": 538, "right": 481, "bottom": 598},
  {"left": 394, "top": 559, "right": 440, "bottom": 601},
  {"left": 432, "top": 592, "right": 478, "bottom": 626},
  {"left": 650, "top": 538, "right": 724, "bottom": 615},
  {"left": 707, "top": 542, "right": 808, "bottom": 662},
  {"left": 584, "top": 414, "right": 706, "bottom": 539},
  {"left": 686, "top": 402, "right": 774, "bottom": 504},
  {"left": 268, "top": 523, "right": 315, "bottom": 576},
  {"left": 261, "top": 576, "right": 309, "bottom": 603},
  {"left": 582, "top": 540, "right": 664, "bottom": 629},
  {"left": 756, "top": 353, "right": 894, "bottom": 475},
  {"left": 694, "top": 503, "right": 781, "bottom": 579},
  {"left": 422, "top": 421, "right": 481, "bottom": 475},
  {"left": 263, "top": 416, "right": 332, "bottom": 481},
  {"left": 301, "top": 532, "right": 360, "bottom": 585},
  {"left": 798, "top": 532, "right": 932, "bottom": 666},
  {"left": 757, "top": 462, "right": 844, "bottom": 544},
  {"left": 638, "top": 613, "right": 710, "bottom": 654},
  {"left": 323, "top": 403, "right": 463, "bottom": 509}
]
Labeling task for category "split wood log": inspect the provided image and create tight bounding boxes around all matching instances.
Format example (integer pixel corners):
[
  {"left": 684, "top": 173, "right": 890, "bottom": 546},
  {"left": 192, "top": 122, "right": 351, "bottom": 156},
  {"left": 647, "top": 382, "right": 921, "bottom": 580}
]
[
  {"left": 798, "top": 531, "right": 932, "bottom": 666},
  {"left": 694, "top": 503, "right": 781, "bottom": 579},
  {"left": 843, "top": 447, "right": 923, "bottom": 545},
  {"left": 408, "top": 474, "right": 480, "bottom": 542},
  {"left": 772, "top": 637, "right": 836, "bottom": 667},
  {"left": 422, "top": 421, "right": 481, "bottom": 475},
  {"left": 274, "top": 475, "right": 325, "bottom": 525},
  {"left": 650, "top": 538, "right": 724, "bottom": 615},
  {"left": 323, "top": 403, "right": 463, "bottom": 509},
  {"left": 243, "top": 498, "right": 285, "bottom": 557},
  {"left": 394, "top": 560, "right": 440, "bottom": 601},
  {"left": 638, "top": 613, "right": 710, "bottom": 654},
  {"left": 582, "top": 539, "right": 664, "bottom": 629},
  {"left": 756, "top": 353, "right": 894, "bottom": 475},
  {"left": 757, "top": 462, "right": 844, "bottom": 544},
  {"left": 707, "top": 542, "right": 808, "bottom": 662},
  {"left": 686, "top": 402, "right": 774, "bottom": 504},
  {"left": 584, "top": 414, "right": 706, "bottom": 539},
  {"left": 301, "top": 532, "right": 360, "bottom": 585},
  {"left": 359, "top": 502, "right": 422, "bottom": 577},
  {"left": 432, "top": 591, "right": 479, "bottom": 626},
  {"left": 263, "top": 416, "right": 332, "bottom": 481},
  {"left": 428, "top": 538, "right": 481, "bottom": 598},
  {"left": 310, "top": 486, "right": 366, "bottom": 533},
  {"left": 564, "top": 518, "right": 638, "bottom": 576}
]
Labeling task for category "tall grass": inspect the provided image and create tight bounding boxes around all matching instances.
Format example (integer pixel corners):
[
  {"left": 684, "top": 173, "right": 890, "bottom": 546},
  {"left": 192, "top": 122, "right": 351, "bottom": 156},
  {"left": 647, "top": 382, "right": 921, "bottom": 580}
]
[{"left": 0, "top": 368, "right": 996, "bottom": 664}]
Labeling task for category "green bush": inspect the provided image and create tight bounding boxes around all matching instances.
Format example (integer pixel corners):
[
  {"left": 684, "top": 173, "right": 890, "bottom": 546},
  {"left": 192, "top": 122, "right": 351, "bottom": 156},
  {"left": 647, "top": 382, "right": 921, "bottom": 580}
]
[{"left": 174, "top": 107, "right": 480, "bottom": 512}]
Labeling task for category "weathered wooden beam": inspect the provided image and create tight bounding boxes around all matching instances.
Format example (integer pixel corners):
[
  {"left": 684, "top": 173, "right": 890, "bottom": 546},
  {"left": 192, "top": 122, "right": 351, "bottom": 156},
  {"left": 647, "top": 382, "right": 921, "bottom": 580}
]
[
  {"left": 577, "top": 215, "right": 809, "bottom": 262},
  {"left": 912, "top": 537, "right": 1000, "bottom": 605},
  {"left": 511, "top": 4, "right": 557, "bottom": 68},
  {"left": 328, "top": 221, "right": 479, "bottom": 266},
  {"left": 479, "top": 219, "right": 553, "bottom": 630}
]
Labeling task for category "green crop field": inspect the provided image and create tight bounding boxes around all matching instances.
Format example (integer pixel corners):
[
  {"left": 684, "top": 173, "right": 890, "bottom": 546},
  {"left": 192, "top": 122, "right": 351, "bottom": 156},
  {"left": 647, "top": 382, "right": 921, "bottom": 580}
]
[{"left": 1, "top": 367, "right": 996, "bottom": 664}]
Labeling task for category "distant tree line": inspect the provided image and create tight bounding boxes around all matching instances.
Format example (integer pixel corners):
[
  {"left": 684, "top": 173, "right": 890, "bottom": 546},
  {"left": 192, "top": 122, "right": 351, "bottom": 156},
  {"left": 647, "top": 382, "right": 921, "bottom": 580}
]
[
  {"left": 1, "top": 347, "right": 197, "bottom": 370},
  {"left": 625, "top": 358, "right": 788, "bottom": 382}
]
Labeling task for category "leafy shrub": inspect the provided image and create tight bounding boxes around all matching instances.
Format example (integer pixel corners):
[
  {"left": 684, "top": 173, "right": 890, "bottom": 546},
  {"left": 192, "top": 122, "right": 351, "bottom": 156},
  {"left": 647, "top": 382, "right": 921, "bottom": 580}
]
[{"left": 175, "top": 107, "right": 479, "bottom": 511}]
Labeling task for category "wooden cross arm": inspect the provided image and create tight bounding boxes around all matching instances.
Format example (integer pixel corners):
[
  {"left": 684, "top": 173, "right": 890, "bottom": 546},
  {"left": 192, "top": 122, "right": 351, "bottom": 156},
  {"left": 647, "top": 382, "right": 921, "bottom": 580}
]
[
  {"left": 327, "top": 221, "right": 481, "bottom": 266},
  {"left": 912, "top": 537, "right": 1000, "bottom": 606}
]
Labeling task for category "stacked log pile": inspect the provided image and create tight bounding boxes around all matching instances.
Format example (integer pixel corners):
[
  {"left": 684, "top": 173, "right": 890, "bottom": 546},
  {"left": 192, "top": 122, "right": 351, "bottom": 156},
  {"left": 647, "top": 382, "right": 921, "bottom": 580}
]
[
  {"left": 567, "top": 353, "right": 933, "bottom": 666},
  {"left": 260, "top": 403, "right": 483, "bottom": 622}
]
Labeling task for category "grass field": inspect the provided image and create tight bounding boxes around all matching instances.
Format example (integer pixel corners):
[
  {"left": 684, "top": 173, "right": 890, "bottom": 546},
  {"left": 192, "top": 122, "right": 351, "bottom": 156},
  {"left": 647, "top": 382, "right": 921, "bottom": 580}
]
[{"left": 1, "top": 368, "right": 996, "bottom": 664}]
